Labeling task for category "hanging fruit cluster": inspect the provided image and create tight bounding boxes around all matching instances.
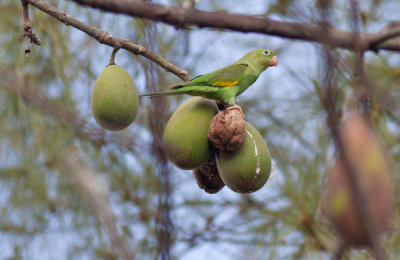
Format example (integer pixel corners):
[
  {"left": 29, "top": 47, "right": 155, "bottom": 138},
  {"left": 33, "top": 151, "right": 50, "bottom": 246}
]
[
  {"left": 90, "top": 49, "right": 271, "bottom": 194},
  {"left": 163, "top": 97, "right": 272, "bottom": 194}
]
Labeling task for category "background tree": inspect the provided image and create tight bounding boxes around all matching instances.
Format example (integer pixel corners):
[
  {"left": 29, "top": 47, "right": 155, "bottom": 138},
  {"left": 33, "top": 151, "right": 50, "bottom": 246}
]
[{"left": 0, "top": 0, "right": 399, "bottom": 259}]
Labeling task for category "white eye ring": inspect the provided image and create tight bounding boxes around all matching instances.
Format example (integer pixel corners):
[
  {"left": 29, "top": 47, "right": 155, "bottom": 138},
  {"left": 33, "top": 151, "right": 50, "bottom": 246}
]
[{"left": 263, "top": 50, "right": 271, "bottom": 55}]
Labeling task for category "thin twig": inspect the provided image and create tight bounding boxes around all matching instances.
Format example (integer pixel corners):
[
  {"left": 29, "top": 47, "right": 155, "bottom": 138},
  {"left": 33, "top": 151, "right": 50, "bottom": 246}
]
[
  {"left": 26, "top": 0, "right": 190, "bottom": 81},
  {"left": 21, "top": 0, "right": 41, "bottom": 57},
  {"left": 369, "top": 25, "right": 400, "bottom": 51},
  {"left": 108, "top": 47, "right": 119, "bottom": 66},
  {"left": 71, "top": 0, "right": 400, "bottom": 52}
]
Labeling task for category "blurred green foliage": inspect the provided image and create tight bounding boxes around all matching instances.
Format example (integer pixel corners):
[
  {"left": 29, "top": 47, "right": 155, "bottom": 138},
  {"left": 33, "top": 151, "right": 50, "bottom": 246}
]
[{"left": 0, "top": 0, "right": 399, "bottom": 259}]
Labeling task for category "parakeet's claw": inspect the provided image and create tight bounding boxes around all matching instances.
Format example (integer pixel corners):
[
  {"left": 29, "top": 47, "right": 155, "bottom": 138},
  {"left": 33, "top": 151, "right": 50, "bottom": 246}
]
[{"left": 226, "top": 105, "right": 245, "bottom": 119}]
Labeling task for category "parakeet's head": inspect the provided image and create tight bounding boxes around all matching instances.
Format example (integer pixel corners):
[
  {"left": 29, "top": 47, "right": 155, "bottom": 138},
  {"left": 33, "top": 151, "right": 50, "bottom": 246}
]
[{"left": 238, "top": 49, "right": 278, "bottom": 71}]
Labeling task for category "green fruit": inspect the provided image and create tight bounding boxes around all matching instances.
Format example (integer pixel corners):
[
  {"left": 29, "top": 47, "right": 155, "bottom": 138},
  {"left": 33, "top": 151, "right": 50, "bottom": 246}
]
[
  {"left": 216, "top": 123, "right": 271, "bottom": 193},
  {"left": 163, "top": 97, "right": 218, "bottom": 170},
  {"left": 91, "top": 65, "right": 139, "bottom": 131}
]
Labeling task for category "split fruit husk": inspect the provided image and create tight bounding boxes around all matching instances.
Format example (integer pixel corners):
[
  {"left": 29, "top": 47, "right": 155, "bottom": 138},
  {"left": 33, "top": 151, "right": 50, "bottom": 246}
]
[
  {"left": 216, "top": 122, "right": 271, "bottom": 193},
  {"left": 193, "top": 160, "right": 225, "bottom": 194},
  {"left": 321, "top": 114, "right": 394, "bottom": 247},
  {"left": 208, "top": 108, "right": 246, "bottom": 152},
  {"left": 163, "top": 97, "right": 218, "bottom": 170},
  {"left": 91, "top": 65, "right": 139, "bottom": 131}
]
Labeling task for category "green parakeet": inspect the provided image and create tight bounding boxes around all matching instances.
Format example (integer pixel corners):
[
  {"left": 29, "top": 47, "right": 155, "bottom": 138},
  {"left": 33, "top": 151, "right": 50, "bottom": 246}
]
[{"left": 141, "top": 49, "right": 278, "bottom": 110}]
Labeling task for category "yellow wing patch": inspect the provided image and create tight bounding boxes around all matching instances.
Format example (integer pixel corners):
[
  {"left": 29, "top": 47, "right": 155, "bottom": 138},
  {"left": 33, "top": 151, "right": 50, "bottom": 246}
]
[{"left": 212, "top": 80, "right": 239, "bottom": 87}]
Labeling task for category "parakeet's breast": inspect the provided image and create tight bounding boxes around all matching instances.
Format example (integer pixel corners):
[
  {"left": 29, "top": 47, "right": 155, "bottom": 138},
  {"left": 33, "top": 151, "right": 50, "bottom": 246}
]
[{"left": 235, "top": 72, "right": 258, "bottom": 96}]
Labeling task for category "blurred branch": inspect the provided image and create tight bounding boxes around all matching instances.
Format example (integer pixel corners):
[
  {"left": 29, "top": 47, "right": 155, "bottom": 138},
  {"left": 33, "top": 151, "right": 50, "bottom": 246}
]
[
  {"left": 180, "top": 0, "right": 198, "bottom": 9},
  {"left": 369, "top": 22, "right": 400, "bottom": 51},
  {"left": 144, "top": 25, "right": 174, "bottom": 259},
  {"left": 350, "top": 1, "right": 372, "bottom": 118},
  {"left": 26, "top": 0, "right": 190, "bottom": 81},
  {"left": 71, "top": 0, "right": 400, "bottom": 52},
  {"left": 64, "top": 149, "right": 135, "bottom": 260},
  {"left": 331, "top": 242, "right": 346, "bottom": 260},
  {"left": 344, "top": 1, "right": 386, "bottom": 258},
  {"left": 320, "top": 1, "right": 385, "bottom": 259},
  {"left": 21, "top": 0, "right": 41, "bottom": 56},
  {"left": 0, "top": 66, "right": 146, "bottom": 154}
]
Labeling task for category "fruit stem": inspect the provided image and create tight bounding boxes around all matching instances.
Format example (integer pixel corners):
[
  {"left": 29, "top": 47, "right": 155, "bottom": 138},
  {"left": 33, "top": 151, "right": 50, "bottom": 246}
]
[{"left": 108, "top": 48, "right": 119, "bottom": 66}]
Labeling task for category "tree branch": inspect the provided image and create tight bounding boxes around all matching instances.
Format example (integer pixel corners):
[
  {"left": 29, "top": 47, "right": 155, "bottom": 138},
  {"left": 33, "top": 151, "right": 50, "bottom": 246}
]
[
  {"left": 369, "top": 23, "right": 400, "bottom": 51},
  {"left": 21, "top": 0, "right": 41, "bottom": 56},
  {"left": 26, "top": 0, "right": 190, "bottom": 81},
  {"left": 71, "top": 0, "right": 400, "bottom": 52}
]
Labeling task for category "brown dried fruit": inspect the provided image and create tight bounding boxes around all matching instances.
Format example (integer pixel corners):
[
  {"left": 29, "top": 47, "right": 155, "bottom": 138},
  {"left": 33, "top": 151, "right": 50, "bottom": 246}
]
[
  {"left": 208, "top": 108, "right": 246, "bottom": 151},
  {"left": 193, "top": 161, "right": 225, "bottom": 194},
  {"left": 321, "top": 114, "right": 394, "bottom": 247}
]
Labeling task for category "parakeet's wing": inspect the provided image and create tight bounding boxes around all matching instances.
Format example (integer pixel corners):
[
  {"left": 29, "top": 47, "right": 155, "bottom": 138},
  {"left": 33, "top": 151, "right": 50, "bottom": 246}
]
[
  {"left": 174, "top": 63, "right": 248, "bottom": 89},
  {"left": 140, "top": 64, "right": 248, "bottom": 98}
]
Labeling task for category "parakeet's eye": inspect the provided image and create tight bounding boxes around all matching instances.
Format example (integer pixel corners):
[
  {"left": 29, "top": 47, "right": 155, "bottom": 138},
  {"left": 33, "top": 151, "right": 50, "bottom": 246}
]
[{"left": 263, "top": 50, "right": 271, "bottom": 55}]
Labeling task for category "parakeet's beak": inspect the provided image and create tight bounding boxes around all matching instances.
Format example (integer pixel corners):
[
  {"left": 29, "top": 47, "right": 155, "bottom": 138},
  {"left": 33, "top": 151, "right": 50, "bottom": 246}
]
[{"left": 269, "top": 56, "right": 279, "bottom": 67}]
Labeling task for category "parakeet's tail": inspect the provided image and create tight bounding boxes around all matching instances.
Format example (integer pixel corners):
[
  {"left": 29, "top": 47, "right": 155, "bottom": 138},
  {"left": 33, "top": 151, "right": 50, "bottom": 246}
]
[
  {"left": 139, "top": 88, "right": 186, "bottom": 98},
  {"left": 140, "top": 83, "right": 218, "bottom": 99}
]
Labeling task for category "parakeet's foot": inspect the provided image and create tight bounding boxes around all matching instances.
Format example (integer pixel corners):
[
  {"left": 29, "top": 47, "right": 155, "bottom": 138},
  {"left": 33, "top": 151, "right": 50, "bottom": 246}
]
[{"left": 226, "top": 105, "right": 245, "bottom": 118}]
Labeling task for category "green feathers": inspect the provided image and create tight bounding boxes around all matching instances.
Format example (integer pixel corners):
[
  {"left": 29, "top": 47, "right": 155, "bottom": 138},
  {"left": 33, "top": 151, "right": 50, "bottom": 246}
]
[{"left": 141, "top": 49, "right": 278, "bottom": 105}]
